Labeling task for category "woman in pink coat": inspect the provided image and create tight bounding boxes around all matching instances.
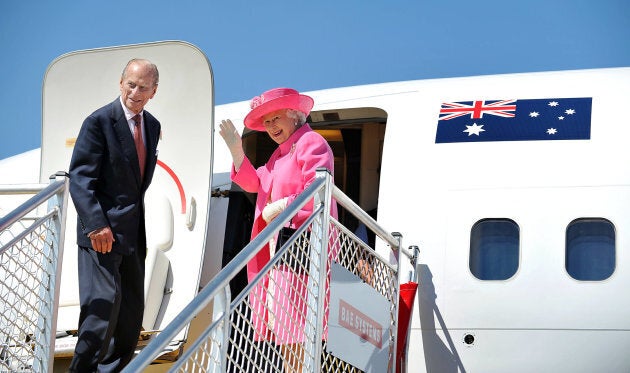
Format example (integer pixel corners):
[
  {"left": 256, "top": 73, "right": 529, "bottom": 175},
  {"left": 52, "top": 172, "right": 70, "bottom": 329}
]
[{"left": 219, "top": 87, "right": 337, "bottom": 372}]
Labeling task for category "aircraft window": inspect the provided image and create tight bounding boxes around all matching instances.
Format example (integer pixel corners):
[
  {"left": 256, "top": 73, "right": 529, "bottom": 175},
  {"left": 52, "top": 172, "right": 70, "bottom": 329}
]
[
  {"left": 469, "top": 219, "right": 519, "bottom": 280},
  {"left": 566, "top": 218, "right": 615, "bottom": 281}
]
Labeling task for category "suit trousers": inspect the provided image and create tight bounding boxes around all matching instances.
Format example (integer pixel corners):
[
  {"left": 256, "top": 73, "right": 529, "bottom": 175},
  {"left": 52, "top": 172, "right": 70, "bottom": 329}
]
[{"left": 69, "top": 245, "right": 145, "bottom": 373}]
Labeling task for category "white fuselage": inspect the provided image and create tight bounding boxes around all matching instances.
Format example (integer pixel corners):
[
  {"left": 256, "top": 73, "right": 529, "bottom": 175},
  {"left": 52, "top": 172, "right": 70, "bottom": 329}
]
[{"left": 1, "top": 41, "right": 627, "bottom": 372}]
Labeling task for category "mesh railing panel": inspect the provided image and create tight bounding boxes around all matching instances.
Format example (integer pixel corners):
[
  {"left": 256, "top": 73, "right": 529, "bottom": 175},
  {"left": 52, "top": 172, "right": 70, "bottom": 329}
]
[
  {"left": 321, "top": 220, "right": 399, "bottom": 373},
  {"left": 170, "top": 216, "right": 399, "bottom": 373},
  {"left": 0, "top": 213, "right": 59, "bottom": 373}
]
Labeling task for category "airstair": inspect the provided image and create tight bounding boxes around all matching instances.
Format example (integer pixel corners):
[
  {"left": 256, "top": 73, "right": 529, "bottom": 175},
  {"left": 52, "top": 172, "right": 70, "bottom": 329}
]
[
  {"left": 0, "top": 169, "right": 418, "bottom": 372},
  {"left": 125, "top": 169, "right": 418, "bottom": 373}
]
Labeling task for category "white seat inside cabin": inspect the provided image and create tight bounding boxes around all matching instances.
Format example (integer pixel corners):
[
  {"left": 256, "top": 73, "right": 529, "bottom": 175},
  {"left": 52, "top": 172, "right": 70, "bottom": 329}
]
[
  {"left": 55, "top": 191, "right": 173, "bottom": 338},
  {"left": 142, "top": 191, "right": 174, "bottom": 331}
]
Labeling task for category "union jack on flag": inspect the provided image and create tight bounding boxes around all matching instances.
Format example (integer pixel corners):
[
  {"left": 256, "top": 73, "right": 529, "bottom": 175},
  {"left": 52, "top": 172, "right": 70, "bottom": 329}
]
[
  {"left": 439, "top": 99, "right": 517, "bottom": 121},
  {"left": 435, "top": 97, "right": 592, "bottom": 143}
]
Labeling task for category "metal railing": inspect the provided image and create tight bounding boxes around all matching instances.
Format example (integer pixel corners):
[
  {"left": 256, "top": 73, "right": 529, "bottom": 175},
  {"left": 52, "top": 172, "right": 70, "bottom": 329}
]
[
  {"left": 125, "top": 169, "right": 413, "bottom": 372},
  {"left": 0, "top": 172, "right": 69, "bottom": 373}
]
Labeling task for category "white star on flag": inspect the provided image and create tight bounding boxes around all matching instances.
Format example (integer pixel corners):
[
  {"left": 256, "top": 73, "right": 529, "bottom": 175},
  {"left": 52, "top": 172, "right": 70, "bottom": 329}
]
[{"left": 463, "top": 123, "right": 485, "bottom": 136}]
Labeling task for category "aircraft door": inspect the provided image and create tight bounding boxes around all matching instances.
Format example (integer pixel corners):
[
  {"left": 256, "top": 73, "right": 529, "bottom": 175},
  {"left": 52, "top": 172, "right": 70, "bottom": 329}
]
[{"left": 41, "top": 41, "right": 214, "bottom": 346}]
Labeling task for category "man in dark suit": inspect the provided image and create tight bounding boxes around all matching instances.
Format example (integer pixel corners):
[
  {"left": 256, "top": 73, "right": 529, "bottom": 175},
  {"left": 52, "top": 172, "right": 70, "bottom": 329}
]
[{"left": 68, "top": 58, "right": 161, "bottom": 372}]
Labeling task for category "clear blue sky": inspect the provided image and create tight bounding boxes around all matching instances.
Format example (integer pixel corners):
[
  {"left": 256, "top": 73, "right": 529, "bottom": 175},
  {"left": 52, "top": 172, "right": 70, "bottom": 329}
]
[{"left": 1, "top": 0, "right": 628, "bottom": 160}]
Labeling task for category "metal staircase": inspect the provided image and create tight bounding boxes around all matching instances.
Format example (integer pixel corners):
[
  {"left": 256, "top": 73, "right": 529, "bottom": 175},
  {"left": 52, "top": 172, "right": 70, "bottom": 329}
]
[{"left": 125, "top": 169, "right": 417, "bottom": 373}]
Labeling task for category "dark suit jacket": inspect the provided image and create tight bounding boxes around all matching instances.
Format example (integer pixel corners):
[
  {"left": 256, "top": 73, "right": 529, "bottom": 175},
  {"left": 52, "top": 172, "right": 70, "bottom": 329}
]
[{"left": 69, "top": 98, "right": 161, "bottom": 255}]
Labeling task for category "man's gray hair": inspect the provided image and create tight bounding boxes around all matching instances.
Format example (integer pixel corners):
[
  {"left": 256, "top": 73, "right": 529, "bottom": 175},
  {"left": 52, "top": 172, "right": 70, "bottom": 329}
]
[{"left": 122, "top": 58, "right": 159, "bottom": 86}]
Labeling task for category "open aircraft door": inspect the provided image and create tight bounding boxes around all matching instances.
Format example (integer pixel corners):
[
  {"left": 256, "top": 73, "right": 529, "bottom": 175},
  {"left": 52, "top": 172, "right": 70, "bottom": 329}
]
[{"left": 40, "top": 41, "right": 215, "bottom": 359}]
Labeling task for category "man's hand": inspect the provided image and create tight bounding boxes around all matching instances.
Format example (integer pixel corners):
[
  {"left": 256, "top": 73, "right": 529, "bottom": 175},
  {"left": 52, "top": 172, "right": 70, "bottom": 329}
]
[{"left": 88, "top": 227, "right": 115, "bottom": 253}]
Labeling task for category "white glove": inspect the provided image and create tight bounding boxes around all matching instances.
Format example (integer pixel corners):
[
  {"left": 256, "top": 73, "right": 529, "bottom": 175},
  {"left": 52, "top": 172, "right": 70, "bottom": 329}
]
[
  {"left": 262, "top": 197, "right": 288, "bottom": 223},
  {"left": 218, "top": 119, "right": 245, "bottom": 170}
]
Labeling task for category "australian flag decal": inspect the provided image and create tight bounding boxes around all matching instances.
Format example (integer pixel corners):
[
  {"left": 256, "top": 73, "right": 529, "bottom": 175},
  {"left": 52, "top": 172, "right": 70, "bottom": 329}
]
[{"left": 435, "top": 97, "right": 592, "bottom": 143}]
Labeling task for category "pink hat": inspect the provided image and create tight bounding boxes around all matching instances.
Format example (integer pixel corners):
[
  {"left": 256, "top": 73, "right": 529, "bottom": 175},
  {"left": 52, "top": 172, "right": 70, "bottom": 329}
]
[{"left": 243, "top": 87, "right": 314, "bottom": 131}]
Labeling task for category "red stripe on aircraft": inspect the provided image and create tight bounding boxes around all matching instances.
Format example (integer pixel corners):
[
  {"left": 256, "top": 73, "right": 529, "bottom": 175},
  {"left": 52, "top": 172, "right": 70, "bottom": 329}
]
[{"left": 157, "top": 159, "right": 186, "bottom": 214}]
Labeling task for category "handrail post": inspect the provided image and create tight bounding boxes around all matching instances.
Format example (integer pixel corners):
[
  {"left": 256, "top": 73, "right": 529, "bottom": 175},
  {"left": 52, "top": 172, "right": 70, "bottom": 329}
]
[
  {"left": 44, "top": 172, "right": 69, "bottom": 373},
  {"left": 219, "top": 285, "right": 231, "bottom": 371},
  {"left": 316, "top": 168, "right": 333, "bottom": 372},
  {"left": 409, "top": 245, "right": 420, "bottom": 283},
  {"left": 391, "top": 232, "right": 403, "bottom": 373},
  {"left": 303, "top": 168, "right": 332, "bottom": 372}
]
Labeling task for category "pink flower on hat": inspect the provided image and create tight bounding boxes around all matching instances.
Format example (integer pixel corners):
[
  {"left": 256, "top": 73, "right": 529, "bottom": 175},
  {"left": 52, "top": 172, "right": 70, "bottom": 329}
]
[{"left": 251, "top": 95, "right": 264, "bottom": 109}]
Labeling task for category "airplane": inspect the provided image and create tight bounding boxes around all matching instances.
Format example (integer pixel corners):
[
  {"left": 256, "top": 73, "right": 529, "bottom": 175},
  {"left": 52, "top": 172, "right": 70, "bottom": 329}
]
[{"left": 1, "top": 40, "right": 629, "bottom": 372}]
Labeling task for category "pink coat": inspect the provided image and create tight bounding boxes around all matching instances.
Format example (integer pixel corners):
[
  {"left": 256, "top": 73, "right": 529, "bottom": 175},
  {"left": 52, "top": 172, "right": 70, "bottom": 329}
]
[{"left": 231, "top": 124, "right": 338, "bottom": 343}]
